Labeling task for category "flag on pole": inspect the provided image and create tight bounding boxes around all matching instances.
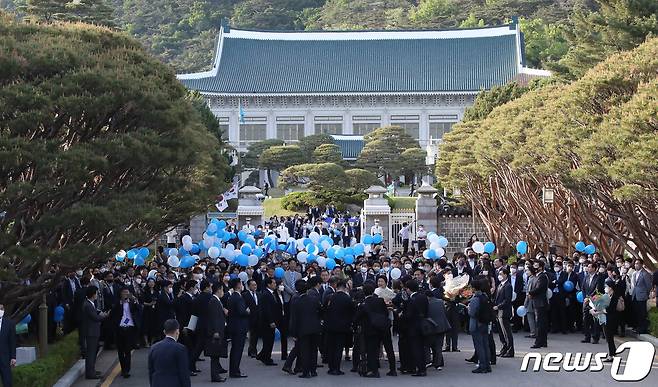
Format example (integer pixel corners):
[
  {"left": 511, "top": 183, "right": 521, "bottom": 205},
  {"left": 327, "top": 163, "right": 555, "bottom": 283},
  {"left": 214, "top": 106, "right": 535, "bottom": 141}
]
[{"left": 239, "top": 99, "right": 245, "bottom": 124}]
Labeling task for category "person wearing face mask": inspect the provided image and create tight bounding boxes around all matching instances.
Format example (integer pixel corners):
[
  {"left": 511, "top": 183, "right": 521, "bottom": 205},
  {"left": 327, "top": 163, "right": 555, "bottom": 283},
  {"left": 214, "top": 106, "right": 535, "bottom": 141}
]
[
  {"left": 174, "top": 280, "right": 200, "bottom": 376},
  {"left": 508, "top": 264, "right": 524, "bottom": 332},
  {"left": 549, "top": 262, "right": 568, "bottom": 334},
  {"left": 493, "top": 269, "right": 514, "bottom": 357},
  {"left": 580, "top": 262, "right": 604, "bottom": 344},
  {"left": 563, "top": 261, "right": 580, "bottom": 332},
  {"left": 352, "top": 263, "right": 374, "bottom": 289},
  {"left": 0, "top": 304, "right": 17, "bottom": 387},
  {"left": 157, "top": 281, "right": 177, "bottom": 340},
  {"left": 148, "top": 319, "right": 192, "bottom": 387},
  {"left": 630, "top": 259, "right": 653, "bottom": 334}
]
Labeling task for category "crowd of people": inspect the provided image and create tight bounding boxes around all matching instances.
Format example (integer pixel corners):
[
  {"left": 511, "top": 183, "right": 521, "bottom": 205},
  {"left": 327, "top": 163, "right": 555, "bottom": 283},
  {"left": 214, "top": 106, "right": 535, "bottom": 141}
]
[{"left": 3, "top": 213, "right": 657, "bottom": 387}]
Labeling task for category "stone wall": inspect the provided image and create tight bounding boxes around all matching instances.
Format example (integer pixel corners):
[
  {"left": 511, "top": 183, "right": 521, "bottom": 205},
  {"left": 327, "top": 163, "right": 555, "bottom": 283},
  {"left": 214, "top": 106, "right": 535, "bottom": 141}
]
[{"left": 437, "top": 215, "right": 488, "bottom": 258}]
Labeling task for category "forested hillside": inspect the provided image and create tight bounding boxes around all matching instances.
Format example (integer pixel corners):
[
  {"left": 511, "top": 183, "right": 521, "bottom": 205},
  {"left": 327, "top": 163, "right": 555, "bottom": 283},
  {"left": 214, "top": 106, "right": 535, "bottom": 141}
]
[{"left": 2, "top": 0, "right": 657, "bottom": 79}]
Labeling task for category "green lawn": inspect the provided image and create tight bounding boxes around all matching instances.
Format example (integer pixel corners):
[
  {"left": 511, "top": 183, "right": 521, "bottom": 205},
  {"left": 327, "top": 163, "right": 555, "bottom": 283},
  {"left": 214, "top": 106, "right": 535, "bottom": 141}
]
[{"left": 263, "top": 198, "right": 303, "bottom": 218}]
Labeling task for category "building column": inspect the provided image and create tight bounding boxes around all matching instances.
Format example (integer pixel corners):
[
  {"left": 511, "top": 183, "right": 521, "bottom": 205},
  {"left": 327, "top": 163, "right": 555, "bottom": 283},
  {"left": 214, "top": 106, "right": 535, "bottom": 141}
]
[
  {"left": 267, "top": 110, "right": 276, "bottom": 140},
  {"left": 237, "top": 186, "right": 264, "bottom": 228},
  {"left": 362, "top": 186, "right": 391, "bottom": 248},
  {"left": 415, "top": 183, "right": 438, "bottom": 235}
]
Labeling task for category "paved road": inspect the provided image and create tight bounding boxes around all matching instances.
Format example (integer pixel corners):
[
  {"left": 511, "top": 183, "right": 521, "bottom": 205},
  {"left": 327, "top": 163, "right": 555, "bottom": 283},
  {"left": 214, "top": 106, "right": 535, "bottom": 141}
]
[{"left": 108, "top": 333, "right": 658, "bottom": 387}]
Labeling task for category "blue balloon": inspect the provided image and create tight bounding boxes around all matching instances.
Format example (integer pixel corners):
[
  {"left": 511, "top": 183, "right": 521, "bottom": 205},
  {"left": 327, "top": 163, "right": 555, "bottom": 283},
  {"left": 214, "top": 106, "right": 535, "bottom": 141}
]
[
  {"left": 274, "top": 267, "right": 285, "bottom": 279},
  {"left": 180, "top": 256, "right": 195, "bottom": 269},
  {"left": 303, "top": 238, "right": 313, "bottom": 247},
  {"left": 438, "top": 236, "right": 449, "bottom": 248},
  {"left": 353, "top": 243, "right": 365, "bottom": 255},
  {"left": 237, "top": 254, "right": 249, "bottom": 267},
  {"left": 563, "top": 280, "right": 575, "bottom": 292},
  {"left": 307, "top": 254, "right": 317, "bottom": 263},
  {"left": 335, "top": 248, "right": 345, "bottom": 259},
  {"left": 584, "top": 244, "right": 596, "bottom": 255},
  {"left": 178, "top": 246, "right": 188, "bottom": 256},
  {"left": 326, "top": 259, "right": 337, "bottom": 270},
  {"left": 483, "top": 241, "right": 495, "bottom": 254},
  {"left": 516, "top": 306, "right": 527, "bottom": 317},
  {"left": 363, "top": 235, "right": 373, "bottom": 244},
  {"left": 207, "top": 223, "right": 218, "bottom": 233},
  {"left": 326, "top": 249, "right": 336, "bottom": 259},
  {"left": 343, "top": 255, "right": 354, "bottom": 265},
  {"left": 138, "top": 247, "right": 150, "bottom": 259},
  {"left": 218, "top": 220, "right": 227, "bottom": 229},
  {"left": 277, "top": 244, "right": 286, "bottom": 251},
  {"left": 222, "top": 233, "right": 231, "bottom": 242},
  {"left": 238, "top": 230, "right": 248, "bottom": 241},
  {"left": 134, "top": 257, "right": 145, "bottom": 266},
  {"left": 275, "top": 328, "right": 281, "bottom": 341},
  {"left": 516, "top": 241, "right": 528, "bottom": 255},
  {"left": 54, "top": 306, "right": 65, "bottom": 323},
  {"left": 576, "top": 291, "right": 584, "bottom": 303},
  {"left": 254, "top": 247, "right": 264, "bottom": 257},
  {"left": 373, "top": 234, "right": 383, "bottom": 244},
  {"left": 126, "top": 249, "right": 137, "bottom": 260},
  {"left": 575, "top": 241, "right": 586, "bottom": 253},
  {"left": 115, "top": 254, "right": 125, "bottom": 262},
  {"left": 241, "top": 244, "right": 252, "bottom": 255},
  {"left": 190, "top": 244, "right": 200, "bottom": 254},
  {"left": 21, "top": 314, "right": 32, "bottom": 325},
  {"left": 427, "top": 249, "right": 437, "bottom": 259}
]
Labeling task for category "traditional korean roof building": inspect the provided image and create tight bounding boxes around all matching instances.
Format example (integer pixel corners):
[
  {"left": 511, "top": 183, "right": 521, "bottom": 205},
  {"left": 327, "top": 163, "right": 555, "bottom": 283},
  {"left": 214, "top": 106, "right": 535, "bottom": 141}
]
[{"left": 178, "top": 19, "right": 549, "bottom": 154}]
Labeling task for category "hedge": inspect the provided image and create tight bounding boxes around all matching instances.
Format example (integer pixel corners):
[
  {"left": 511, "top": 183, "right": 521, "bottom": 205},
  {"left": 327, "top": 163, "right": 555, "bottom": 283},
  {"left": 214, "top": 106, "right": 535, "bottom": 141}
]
[
  {"left": 13, "top": 332, "right": 80, "bottom": 387},
  {"left": 281, "top": 191, "right": 365, "bottom": 212},
  {"left": 650, "top": 307, "right": 658, "bottom": 338}
]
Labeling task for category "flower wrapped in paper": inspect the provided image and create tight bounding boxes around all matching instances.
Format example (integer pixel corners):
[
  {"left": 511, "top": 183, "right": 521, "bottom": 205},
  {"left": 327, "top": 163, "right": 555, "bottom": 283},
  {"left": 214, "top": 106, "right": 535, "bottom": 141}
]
[
  {"left": 589, "top": 293, "right": 611, "bottom": 325},
  {"left": 443, "top": 273, "right": 470, "bottom": 301},
  {"left": 374, "top": 286, "right": 396, "bottom": 303}
]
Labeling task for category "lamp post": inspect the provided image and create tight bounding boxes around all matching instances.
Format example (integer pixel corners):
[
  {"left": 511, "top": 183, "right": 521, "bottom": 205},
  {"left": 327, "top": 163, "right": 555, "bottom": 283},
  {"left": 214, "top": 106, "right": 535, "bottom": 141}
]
[{"left": 542, "top": 187, "right": 555, "bottom": 254}]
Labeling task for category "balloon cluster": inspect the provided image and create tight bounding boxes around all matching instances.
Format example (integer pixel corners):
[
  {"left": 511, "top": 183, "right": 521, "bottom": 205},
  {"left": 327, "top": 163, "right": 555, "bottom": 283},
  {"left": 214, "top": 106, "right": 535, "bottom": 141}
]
[
  {"left": 472, "top": 240, "right": 496, "bottom": 254},
  {"left": 422, "top": 232, "right": 449, "bottom": 260},
  {"left": 115, "top": 247, "right": 150, "bottom": 266},
  {"left": 575, "top": 241, "right": 596, "bottom": 255}
]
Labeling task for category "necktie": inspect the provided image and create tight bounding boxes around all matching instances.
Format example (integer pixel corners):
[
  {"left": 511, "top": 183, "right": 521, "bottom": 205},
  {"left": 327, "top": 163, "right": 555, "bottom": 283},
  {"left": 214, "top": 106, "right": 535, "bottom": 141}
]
[{"left": 253, "top": 291, "right": 257, "bottom": 305}]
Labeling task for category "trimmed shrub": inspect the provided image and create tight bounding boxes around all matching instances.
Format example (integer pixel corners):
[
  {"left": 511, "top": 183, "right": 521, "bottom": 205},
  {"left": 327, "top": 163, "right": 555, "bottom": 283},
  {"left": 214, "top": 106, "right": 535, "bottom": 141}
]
[{"left": 13, "top": 332, "right": 80, "bottom": 387}]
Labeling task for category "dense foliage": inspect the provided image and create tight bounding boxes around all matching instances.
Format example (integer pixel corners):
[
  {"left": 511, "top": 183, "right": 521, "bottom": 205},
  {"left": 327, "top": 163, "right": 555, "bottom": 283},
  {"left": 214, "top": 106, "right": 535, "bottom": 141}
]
[
  {"left": 0, "top": 19, "right": 230, "bottom": 316},
  {"left": 5, "top": 0, "right": 642, "bottom": 76},
  {"left": 436, "top": 37, "right": 658, "bottom": 265},
  {"left": 13, "top": 332, "right": 79, "bottom": 387}
]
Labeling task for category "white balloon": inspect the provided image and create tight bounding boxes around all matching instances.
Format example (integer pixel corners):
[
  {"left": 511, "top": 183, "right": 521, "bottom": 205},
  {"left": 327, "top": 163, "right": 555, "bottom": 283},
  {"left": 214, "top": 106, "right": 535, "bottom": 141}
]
[
  {"left": 422, "top": 249, "right": 431, "bottom": 259},
  {"left": 182, "top": 235, "right": 193, "bottom": 245},
  {"left": 168, "top": 248, "right": 178, "bottom": 257},
  {"left": 225, "top": 243, "right": 235, "bottom": 251},
  {"left": 316, "top": 256, "right": 327, "bottom": 268},
  {"left": 472, "top": 241, "right": 485, "bottom": 254},
  {"left": 238, "top": 272, "right": 249, "bottom": 282},
  {"left": 248, "top": 254, "right": 259, "bottom": 266},
  {"left": 148, "top": 269, "right": 158, "bottom": 279},
  {"left": 309, "top": 232, "right": 320, "bottom": 244},
  {"left": 321, "top": 240, "right": 332, "bottom": 251},
  {"left": 208, "top": 246, "right": 220, "bottom": 259},
  {"left": 167, "top": 256, "right": 180, "bottom": 268},
  {"left": 428, "top": 234, "right": 440, "bottom": 244},
  {"left": 192, "top": 255, "right": 200, "bottom": 262},
  {"left": 435, "top": 247, "right": 445, "bottom": 258},
  {"left": 183, "top": 242, "right": 193, "bottom": 252},
  {"left": 297, "top": 251, "right": 308, "bottom": 263},
  {"left": 390, "top": 267, "right": 402, "bottom": 280},
  {"left": 546, "top": 289, "right": 553, "bottom": 300},
  {"left": 429, "top": 242, "right": 440, "bottom": 251},
  {"left": 117, "top": 250, "right": 127, "bottom": 258}
]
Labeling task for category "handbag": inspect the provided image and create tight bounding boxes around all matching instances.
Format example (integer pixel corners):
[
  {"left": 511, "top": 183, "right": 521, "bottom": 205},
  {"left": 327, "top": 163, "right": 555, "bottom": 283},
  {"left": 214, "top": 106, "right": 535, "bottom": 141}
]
[
  {"left": 420, "top": 317, "right": 438, "bottom": 336},
  {"left": 616, "top": 297, "right": 625, "bottom": 312}
]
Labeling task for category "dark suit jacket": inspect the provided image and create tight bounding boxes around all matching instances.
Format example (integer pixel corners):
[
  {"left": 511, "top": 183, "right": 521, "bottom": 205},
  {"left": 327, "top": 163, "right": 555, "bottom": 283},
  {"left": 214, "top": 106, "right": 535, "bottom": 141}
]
[
  {"left": 194, "top": 292, "right": 212, "bottom": 334},
  {"left": 320, "top": 285, "right": 334, "bottom": 305},
  {"left": 80, "top": 299, "right": 104, "bottom": 337},
  {"left": 227, "top": 292, "right": 249, "bottom": 335},
  {"left": 59, "top": 277, "right": 80, "bottom": 307},
  {"left": 494, "top": 281, "right": 513, "bottom": 319},
  {"left": 0, "top": 317, "right": 16, "bottom": 364},
  {"left": 352, "top": 272, "right": 375, "bottom": 288},
  {"left": 356, "top": 295, "right": 389, "bottom": 336},
  {"left": 242, "top": 290, "right": 261, "bottom": 329},
  {"left": 148, "top": 337, "right": 191, "bottom": 387},
  {"left": 259, "top": 289, "right": 282, "bottom": 328},
  {"left": 528, "top": 271, "right": 549, "bottom": 309},
  {"left": 581, "top": 273, "right": 605, "bottom": 297},
  {"left": 324, "top": 291, "right": 355, "bottom": 333},
  {"left": 157, "top": 291, "right": 176, "bottom": 327},
  {"left": 289, "top": 293, "right": 322, "bottom": 338},
  {"left": 405, "top": 292, "right": 429, "bottom": 336},
  {"left": 174, "top": 292, "right": 195, "bottom": 328},
  {"left": 207, "top": 296, "right": 226, "bottom": 337},
  {"left": 110, "top": 299, "right": 141, "bottom": 330}
]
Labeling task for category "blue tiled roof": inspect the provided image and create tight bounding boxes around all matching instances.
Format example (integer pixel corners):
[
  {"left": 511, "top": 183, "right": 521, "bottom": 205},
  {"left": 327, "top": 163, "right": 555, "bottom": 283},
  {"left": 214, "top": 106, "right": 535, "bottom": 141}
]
[
  {"left": 332, "top": 135, "right": 364, "bottom": 160},
  {"left": 178, "top": 25, "right": 523, "bottom": 94}
]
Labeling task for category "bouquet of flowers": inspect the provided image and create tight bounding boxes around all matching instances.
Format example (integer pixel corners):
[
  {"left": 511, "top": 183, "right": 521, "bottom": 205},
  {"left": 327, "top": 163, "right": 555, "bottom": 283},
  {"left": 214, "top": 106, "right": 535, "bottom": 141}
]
[
  {"left": 589, "top": 292, "right": 611, "bottom": 325},
  {"left": 443, "top": 273, "right": 470, "bottom": 301}
]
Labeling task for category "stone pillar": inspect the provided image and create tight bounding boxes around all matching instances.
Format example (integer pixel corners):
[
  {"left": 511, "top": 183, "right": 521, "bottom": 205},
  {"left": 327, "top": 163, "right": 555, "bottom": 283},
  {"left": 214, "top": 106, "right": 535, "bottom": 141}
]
[
  {"left": 236, "top": 186, "right": 264, "bottom": 227},
  {"left": 362, "top": 186, "right": 391, "bottom": 246},
  {"left": 416, "top": 183, "right": 438, "bottom": 233},
  {"left": 189, "top": 214, "right": 207, "bottom": 242}
]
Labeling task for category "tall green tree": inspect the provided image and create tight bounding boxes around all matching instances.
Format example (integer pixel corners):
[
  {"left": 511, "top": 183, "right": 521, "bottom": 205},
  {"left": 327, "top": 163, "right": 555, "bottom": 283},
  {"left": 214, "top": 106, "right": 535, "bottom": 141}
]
[
  {"left": 400, "top": 147, "right": 429, "bottom": 183},
  {"left": 554, "top": 0, "right": 658, "bottom": 79},
  {"left": 241, "top": 139, "right": 284, "bottom": 169},
  {"left": 0, "top": 19, "right": 230, "bottom": 317},
  {"left": 357, "top": 126, "right": 419, "bottom": 180},
  {"left": 298, "top": 133, "right": 333, "bottom": 162},
  {"left": 312, "top": 143, "right": 343, "bottom": 164},
  {"left": 279, "top": 162, "right": 347, "bottom": 192},
  {"left": 259, "top": 145, "right": 305, "bottom": 185}
]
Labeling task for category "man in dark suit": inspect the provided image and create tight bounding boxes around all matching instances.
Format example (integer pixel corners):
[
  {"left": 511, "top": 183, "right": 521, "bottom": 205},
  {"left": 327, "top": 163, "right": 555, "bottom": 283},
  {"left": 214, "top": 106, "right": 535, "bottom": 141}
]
[
  {"left": 324, "top": 279, "right": 354, "bottom": 375},
  {"left": 290, "top": 280, "right": 322, "bottom": 378},
  {"left": 206, "top": 283, "right": 227, "bottom": 383},
  {"left": 282, "top": 279, "right": 307, "bottom": 374},
  {"left": 352, "top": 263, "right": 375, "bottom": 289},
  {"left": 157, "top": 281, "right": 176, "bottom": 337},
  {"left": 529, "top": 262, "right": 549, "bottom": 349},
  {"left": 242, "top": 279, "right": 261, "bottom": 358},
  {"left": 258, "top": 278, "right": 281, "bottom": 366},
  {"left": 148, "top": 319, "right": 191, "bottom": 387},
  {"left": 191, "top": 280, "right": 212, "bottom": 375},
  {"left": 550, "top": 262, "right": 568, "bottom": 334},
  {"left": 174, "top": 280, "right": 199, "bottom": 375},
  {"left": 494, "top": 268, "right": 514, "bottom": 357},
  {"left": 80, "top": 286, "right": 108, "bottom": 379},
  {"left": 110, "top": 287, "right": 140, "bottom": 378},
  {"left": 73, "top": 276, "right": 91, "bottom": 357},
  {"left": 581, "top": 262, "right": 604, "bottom": 343},
  {"left": 60, "top": 272, "right": 81, "bottom": 334},
  {"left": 563, "top": 261, "right": 580, "bottom": 332},
  {"left": 356, "top": 283, "right": 389, "bottom": 377},
  {"left": 509, "top": 264, "right": 525, "bottom": 332},
  {"left": 404, "top": 279, "right": 429, "bottom": 377},
  {"left": 0, "top": 304, "right": 17, "bottom": 387},
  {"left": 227, "top": 278, "right": 249, "bottom": 378}
]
